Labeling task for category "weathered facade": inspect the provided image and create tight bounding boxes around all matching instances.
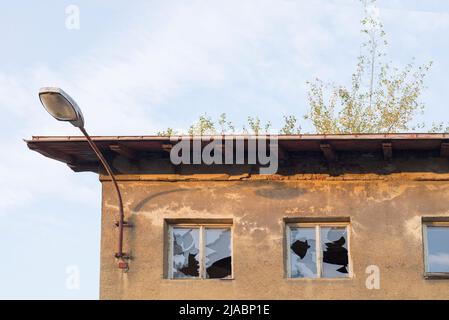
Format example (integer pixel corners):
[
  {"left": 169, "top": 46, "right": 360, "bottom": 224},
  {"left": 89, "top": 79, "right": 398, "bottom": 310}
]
[{"left": 26, "top": 134, "right": 449, "bottom": 299}]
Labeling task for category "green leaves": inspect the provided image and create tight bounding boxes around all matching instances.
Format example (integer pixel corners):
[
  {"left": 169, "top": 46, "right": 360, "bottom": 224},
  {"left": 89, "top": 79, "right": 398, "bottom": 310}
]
[
  {"left": 188, "top": 114, "right": 217, "bottom": 135},
  {"left": 305, "top": 0, "right": 432, "bottom": 134},
  {"left": 243, "top": 116, "right": 272, "bottom": 135},
  {"left": 157, "top": 127, "right": 178, "bottom": 136},
  {"left": 280, "top": 115, "right": 301, "bottom": 135},
  {"left": 157, "top": 113, "right": 276, "bottom": 136},
  {"left": 157, "top": 0, "right": 441, "bottom": 136}
]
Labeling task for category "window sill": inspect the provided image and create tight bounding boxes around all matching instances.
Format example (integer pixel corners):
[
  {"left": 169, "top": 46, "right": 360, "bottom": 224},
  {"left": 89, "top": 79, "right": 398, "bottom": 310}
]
[
  {"left": 424, "top": 273, "right": 449, "bottom": 280},
  {"left": 164, "top": 277, "right": 235, "bottom": 281},
  {"left": 285, "top": 277, "right": 352, "bottom": 281}
]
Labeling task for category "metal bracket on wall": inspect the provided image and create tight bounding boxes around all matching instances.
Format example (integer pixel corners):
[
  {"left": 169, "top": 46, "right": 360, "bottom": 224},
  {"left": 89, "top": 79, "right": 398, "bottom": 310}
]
[{"left": 114, "top": 220, "right": 133, "bottom": 228}]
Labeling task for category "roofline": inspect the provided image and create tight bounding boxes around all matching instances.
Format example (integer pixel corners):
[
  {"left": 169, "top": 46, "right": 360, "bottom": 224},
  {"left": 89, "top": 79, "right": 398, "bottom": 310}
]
[
  {"left": 25, "top": 132, "right": 449, "bottom": 174},
  {"left": 25, "top": 133, "right": 449, "bottom": 143}
]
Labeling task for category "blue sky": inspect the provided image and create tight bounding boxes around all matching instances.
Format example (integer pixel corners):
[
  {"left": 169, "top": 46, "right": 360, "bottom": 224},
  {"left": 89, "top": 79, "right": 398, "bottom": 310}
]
[{"left": 1, "top": 0, "right": 449, "bottom": 299}]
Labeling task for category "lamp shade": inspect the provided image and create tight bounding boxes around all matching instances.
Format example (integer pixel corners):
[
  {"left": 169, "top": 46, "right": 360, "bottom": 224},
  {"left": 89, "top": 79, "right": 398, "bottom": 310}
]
[{"left": 39, "top": 87, "right": 84, "bottom": 128}]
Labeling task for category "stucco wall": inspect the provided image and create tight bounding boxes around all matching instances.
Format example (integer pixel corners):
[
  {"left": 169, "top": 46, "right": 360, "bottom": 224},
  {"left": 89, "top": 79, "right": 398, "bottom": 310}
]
[{"left": 99, "top": 170, "right": 449, "bottom": 299}]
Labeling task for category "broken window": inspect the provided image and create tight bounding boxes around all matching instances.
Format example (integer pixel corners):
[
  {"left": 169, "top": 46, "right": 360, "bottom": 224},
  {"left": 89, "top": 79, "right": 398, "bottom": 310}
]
[
  {"left": 168, "top": 224, "right": 232, "bottom": 279},
  {"left": 321, "top": 227, "right": 349, "bottom": 277},
  {"left": 287, "top": 223, "right": 350, "bottom": 278},
  {"left": 171, "top": 228, "right": 200, "bottom": 278},
  {"left": 424, "top": 223, "right": 449, "bottom": 276},
  {"left": 205, "top": 228, "right": 232, "bottom": 278},
  {"left": 289, "top": 227, "right": 317, "bottom": 278}
]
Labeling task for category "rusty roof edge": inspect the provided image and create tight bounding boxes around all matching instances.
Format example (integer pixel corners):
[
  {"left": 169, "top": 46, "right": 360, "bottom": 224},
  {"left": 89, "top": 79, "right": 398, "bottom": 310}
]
[{"left": 25, "top": 133, "right": 449, "bottom": 143}]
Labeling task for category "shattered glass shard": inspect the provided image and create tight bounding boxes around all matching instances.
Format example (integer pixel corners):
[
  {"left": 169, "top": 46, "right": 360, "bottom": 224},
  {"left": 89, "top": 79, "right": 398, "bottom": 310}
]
[
  {"left": 205, "top": 228, "right": 232, "bottom": 279},
  {"left": 172, "top": 228, "right": 200, "bottom": 278},
  {"left": 336, "top": 266, "right": 348, "bottom": 273},
  {"left": 321, "top": 227, "right": 349, "bottom": 277},
  {"left": 289, "top": 227, "right": 317, "bottom": 278}
]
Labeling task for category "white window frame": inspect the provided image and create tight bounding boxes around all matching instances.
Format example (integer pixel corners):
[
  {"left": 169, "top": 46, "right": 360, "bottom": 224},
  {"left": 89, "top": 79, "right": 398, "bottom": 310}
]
[
  {"left": 167, "top": 223, "right": 233, "bottom": 280},
  {"left": 423, "top": 221, "right": 449, "bottom": 279},
  {"left": 286, "top": 222, "right": 352, "bottom": 279}
]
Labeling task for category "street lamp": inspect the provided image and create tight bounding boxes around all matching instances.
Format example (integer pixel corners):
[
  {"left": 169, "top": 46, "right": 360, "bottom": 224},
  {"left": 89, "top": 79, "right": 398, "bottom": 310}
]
[{"left": 39, "top": 87, "right": 129, "bottom": 269}]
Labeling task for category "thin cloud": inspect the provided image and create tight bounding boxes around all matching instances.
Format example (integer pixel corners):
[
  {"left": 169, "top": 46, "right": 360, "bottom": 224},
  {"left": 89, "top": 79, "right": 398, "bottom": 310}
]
[{"left": 1, "top": 0, "right": 448, "bottom": 213}]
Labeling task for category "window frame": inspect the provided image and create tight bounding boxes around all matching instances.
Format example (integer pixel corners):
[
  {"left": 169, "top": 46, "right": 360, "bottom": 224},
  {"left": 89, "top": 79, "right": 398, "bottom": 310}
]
[
  {"left": 422, "top": 221, "right": 449, "bottom": 279},
  {"left": 167, "top": 223, "right": 234, "bottom": 280},
  {"left": 286, "top": 222, "right": 352, "bottom": 279}
]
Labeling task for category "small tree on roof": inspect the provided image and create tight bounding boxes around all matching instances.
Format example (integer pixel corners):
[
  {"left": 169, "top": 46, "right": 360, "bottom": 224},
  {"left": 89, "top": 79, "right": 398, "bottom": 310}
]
[{"left": 304, "top": 0, "right": 432, "bottom": 134}]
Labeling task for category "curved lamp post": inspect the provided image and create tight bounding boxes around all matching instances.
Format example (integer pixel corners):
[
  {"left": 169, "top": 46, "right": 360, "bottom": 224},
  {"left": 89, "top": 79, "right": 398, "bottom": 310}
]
[{"left": 38, "top": 87, "right": 128, "bottom": 269}]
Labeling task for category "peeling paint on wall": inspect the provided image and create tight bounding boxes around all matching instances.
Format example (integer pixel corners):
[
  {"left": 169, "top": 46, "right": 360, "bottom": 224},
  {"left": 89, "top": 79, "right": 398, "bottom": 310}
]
[
  {"left": 100, "top": 176, "right": 449, "bottom": 299},
  {"left": 404, "top": 217, "right": 422, "bottom": 242}
]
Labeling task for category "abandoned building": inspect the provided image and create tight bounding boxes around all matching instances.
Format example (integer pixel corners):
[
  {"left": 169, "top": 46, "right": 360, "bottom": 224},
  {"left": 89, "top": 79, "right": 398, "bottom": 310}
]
[{"left": 26, "top": 134, "right": 449, "bottom": 299}]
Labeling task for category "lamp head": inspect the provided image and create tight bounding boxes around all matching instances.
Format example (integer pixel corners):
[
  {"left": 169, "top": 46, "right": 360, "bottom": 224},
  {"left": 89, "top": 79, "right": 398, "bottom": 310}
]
[{"left": 39, "top": 87, "right": 84, "bottom": 128}]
